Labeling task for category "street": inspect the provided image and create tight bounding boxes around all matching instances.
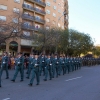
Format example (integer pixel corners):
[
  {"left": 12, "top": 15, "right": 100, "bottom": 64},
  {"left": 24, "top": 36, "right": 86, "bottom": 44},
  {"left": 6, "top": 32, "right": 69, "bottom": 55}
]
[{"left": 0, "top": 65, "right": 100, "bottom": 100}]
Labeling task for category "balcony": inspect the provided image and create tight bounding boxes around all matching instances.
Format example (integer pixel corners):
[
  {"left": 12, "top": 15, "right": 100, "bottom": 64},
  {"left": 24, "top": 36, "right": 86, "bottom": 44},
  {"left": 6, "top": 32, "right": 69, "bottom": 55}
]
[
  {"left": 21, "top": 24, "right": 36, "bottom": 31},
  {"left": 28, "top": 0, "right": 46, "bottom": 7},
  {"left": 35, "top": 17, "right": 45, "bottom": 24},
  {"left": 23, "top": 4, "right": 46, "bottom": 15},
  {"left": 22, "top": 14, "right": 35, "bottom": 21}
]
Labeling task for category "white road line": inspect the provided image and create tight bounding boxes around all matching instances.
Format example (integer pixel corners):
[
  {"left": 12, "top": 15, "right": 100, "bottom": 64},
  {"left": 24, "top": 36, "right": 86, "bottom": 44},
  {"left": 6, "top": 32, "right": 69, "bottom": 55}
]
[
  {"left": 65, "top": 76, "right": 82, "bottom": 82},
  {"left": 3, "top": 98, "right": 10, "bottom": 100}
]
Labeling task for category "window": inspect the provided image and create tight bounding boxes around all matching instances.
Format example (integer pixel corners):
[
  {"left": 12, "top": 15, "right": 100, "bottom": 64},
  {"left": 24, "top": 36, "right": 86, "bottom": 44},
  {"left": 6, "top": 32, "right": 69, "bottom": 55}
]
[
  {"left": 0, "top": 16, "right": 6, "bottom": 21},
  {"left": 13, "top": 28, "right": 18, "bottom": 33},
  {"left": 46, "top": 18, "right": 50, "bottom": 22},
  {"left": 58, "top": 9, "right": 61, "bottom": 13},
  {"left": 58, "top": 23, "right": 60, "bottom": 27},
  {"left": 24, "top": 22, "right": 30, "bottom": 26},
  {"left": 62, "top": 26, "right": 64, "bottom": 29},
  {"left": 14, "top": 0, "right": 20, "bottom": 3},
  {"left": 65, "top": 15, "right": 68, "bottom": 20},
  {"left": 0, "top": 5, "right": 7, "bottom": 10},
  {"left": 53, "top": 6, "right": 56, "bottom": 10},
  {"left": 46, "top": 26, "right": 50, "bottom": 30},
  {"left": 13, "top": 8, "right": 19, "bottom": 13},
  {"left": 53, "top": 0, "right": 56, "bottom": 2},
  {"left": 35, "top": 16, "right": 41, "bottom": 20},
  {"left": 23, "top": 31, "right": 30, "bottom": 37},
  {"left": 62, "top": 19, "right": 64, "bottom": 23},
  {"left": 58, "top": 3, "right": 60, "bottom": 5},
  {"left": 46, "top": 10, "right": 50, "bottom": 14},
  {"left": 46, "top": 2, "right": 51, "bottom": 6},
  {"left": 12, "top": 18, "right": 18, "bottom": 23},
  {"left": 52, "top": 21, "right": 55, "bottom": 25},
  {"left": 53, "top": 13, "right": 56, "bottom": 17},
  {"left": 0, "top": 26, "right": 7, "bottom": 32}
]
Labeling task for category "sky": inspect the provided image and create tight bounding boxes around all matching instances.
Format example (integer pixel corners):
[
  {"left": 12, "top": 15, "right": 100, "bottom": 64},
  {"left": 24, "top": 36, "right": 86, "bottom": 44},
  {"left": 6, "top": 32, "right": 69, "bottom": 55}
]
[{"left": 68, "top": 0, "right": 100, "bottom": 45}]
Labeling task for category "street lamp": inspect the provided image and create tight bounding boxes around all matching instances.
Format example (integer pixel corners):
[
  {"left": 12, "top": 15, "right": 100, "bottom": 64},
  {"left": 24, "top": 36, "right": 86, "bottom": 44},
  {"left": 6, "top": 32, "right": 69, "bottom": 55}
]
[
  {"left": 57, "top": 11, "right": 67, "bottom": 27},
  {"left": 55, "top": 11, "right": 67, "bottom": 53}
]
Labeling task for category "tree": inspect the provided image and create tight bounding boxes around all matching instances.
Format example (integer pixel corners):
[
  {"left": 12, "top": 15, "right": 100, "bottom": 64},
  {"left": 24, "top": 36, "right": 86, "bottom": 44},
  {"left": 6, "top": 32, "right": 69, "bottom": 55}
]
[
  {"left": 33, "top": 27, "right": 62, "bottom": 54},
  {"left": 0, "top": 12, "right": 35, "bottom": 53}
]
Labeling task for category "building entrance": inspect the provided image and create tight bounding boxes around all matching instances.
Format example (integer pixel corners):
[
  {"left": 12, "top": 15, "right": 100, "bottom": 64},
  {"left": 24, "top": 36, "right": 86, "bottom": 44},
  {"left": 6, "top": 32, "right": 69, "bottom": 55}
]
[{"left": 9, "top": 41, "right": 18, "bottom": 56}]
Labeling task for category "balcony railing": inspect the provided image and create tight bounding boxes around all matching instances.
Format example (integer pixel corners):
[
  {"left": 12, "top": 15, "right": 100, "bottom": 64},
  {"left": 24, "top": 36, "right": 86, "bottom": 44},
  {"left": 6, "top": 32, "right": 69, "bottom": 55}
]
[
  {"left": 29, "top": 0, "right": 46, "bottom": 7},
  {"left": 35, "top": 17, "right": 45, "bottom": 23},
  {"left": 21, "top": 24, "right": 36, "bottom": 31},
  {"left": 22, "top": 14, "right": 35, "bottom": 21},
  {"left": 23, "top": 4, "right": 46, "bottom": 15}
]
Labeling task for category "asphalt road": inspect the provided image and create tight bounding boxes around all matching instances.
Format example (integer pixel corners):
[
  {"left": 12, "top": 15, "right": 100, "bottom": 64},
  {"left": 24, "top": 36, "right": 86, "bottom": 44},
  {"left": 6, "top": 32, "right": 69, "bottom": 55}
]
[{"left": 0, "top": 65, "right": 100, "bottom": 100}]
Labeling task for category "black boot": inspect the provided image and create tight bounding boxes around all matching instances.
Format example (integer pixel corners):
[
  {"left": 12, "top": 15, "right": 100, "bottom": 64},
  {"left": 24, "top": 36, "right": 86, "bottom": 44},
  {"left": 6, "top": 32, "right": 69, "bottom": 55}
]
[
  {"left": 11, "top": 79, "right": 15, "bottom": 82},
  {"left": 44, "top": 79, "right": 47, "bottom": 81},
  {"left": 28, "top": 83, "right": 32, "bottom": 86}
]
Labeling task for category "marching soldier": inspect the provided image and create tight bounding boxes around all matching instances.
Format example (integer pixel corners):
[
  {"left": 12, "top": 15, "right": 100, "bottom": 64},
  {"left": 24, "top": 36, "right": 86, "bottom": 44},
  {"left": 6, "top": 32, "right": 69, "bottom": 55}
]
[
  {"left": 52, "top": 54, "right": 59, "bottom": 78},
  {"left": 39, "top": 54, "right": 46, "bottom": 76},
  {"left": 79, "top": 57, "right": 82, "bottom": 69},
  {"left": 44, "top": 54, "right": 52, "bottom": 81},
  {"left": 59, "top": 55, "right": 66, "bottom": 75},
  {"left": 28, "top": 54, "right": 40, "bottom": 86},
  {"left": 0, "top": 52, "right": 9, "bottom": 79},
  {"left": 11, "top": 52, "right": 24, "bottom": 82},
  {"left": 65, "top": 56, "right": 70, "bottom": 74},
  {"left": 0, "top": 72, "right": 1, "bottom": 87},
  {"left": 73, "top": 57, "right": 77, "bottom": 71},
  {"left": 26, "top": 53, "right": 34, "bottom": 79}
]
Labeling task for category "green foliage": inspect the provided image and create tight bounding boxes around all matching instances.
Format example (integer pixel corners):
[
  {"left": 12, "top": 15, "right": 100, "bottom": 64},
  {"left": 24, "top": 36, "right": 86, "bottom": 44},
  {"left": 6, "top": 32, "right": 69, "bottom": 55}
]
[{"left": 32, "top": 28, "right": 94, "bottom": 56}]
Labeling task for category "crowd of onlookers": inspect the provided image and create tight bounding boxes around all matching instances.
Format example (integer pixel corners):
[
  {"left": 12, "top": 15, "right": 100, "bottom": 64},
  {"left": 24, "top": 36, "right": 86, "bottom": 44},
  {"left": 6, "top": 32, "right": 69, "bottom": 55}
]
[{"left": 0, "top": 55, "right": 29, "bottom": 70}]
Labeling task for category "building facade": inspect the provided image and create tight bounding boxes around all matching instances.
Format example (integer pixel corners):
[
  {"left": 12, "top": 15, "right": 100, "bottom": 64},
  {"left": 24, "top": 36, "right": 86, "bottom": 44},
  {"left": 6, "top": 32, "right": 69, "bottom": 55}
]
[{"left": 0, "top": 0, "right": 68, "bottom": 55}]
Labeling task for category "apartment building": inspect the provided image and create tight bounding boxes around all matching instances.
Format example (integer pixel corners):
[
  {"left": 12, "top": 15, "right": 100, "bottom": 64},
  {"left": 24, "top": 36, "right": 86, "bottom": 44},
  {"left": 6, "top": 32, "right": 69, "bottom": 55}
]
[{"left": 0, "top": 0, "right": 68, "bottom": 55}]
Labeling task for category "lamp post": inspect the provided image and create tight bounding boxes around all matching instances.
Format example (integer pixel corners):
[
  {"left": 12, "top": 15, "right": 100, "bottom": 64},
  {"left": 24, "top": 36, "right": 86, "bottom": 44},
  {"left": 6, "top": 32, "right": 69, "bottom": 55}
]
[
  {"left": 55, "top": 12, "right": 67, "bottom": 53},
  {"left": 57, "top": 11, "right": 67, "bottom": 28}
]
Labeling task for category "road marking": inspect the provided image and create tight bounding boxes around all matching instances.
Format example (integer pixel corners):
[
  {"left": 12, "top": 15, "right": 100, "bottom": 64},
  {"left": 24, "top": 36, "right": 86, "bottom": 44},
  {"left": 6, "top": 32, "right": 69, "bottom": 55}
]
[
  {"left": 3, "top": 98, "right": 10, "bottom": 100},
  {"left": 65, "top": 76, "right": 82, "bottom": 82}
]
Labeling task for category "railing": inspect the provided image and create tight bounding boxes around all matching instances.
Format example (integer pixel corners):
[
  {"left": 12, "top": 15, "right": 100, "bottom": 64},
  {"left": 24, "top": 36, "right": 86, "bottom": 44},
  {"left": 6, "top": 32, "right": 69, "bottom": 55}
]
[
  {"left": 35, "top": 17, "right": 45, "bottom": 23},
  {"left": 31, "top": 0, "right": 46, "bottom": 7},
  {"left": 23, "top": 4, "right": 46, "bottom": 15},
  {"left": 21, "top": 24, "right": 35, "bottom": 31},
  {"left": 22, "top": 14, "right": 35, "bottom": 21}
]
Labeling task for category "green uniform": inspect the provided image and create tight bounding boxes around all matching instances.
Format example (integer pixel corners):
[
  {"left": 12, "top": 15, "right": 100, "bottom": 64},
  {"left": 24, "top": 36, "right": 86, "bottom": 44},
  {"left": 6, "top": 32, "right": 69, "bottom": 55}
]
[
  {"left": 71, "top": 58, "right": 74, "bottom": 72},
  {"left": 26, "top": 57, "right": 34, "bottom": 78},
  {"left": 52, "top": 57, "right": 59, "bottom": 78},
  {"left": 12, "top": 56, "right": 24, "bottom": 81},
  {"left": 79, "top": 58, "right": 82, "bottom": 69},
  {"left": 59, "top": 57, "right": 66, "bottom": 75},
  {"left": 0, "top": 56, "right": 9, "bottom": 78},
  {"left": 65, "top": 57, "right": 70, "bottom": 74},
  {"left": 0, "top": 72, "right": 1, "bottom": 87},
  {"left": 39, "top": 56, "right": 46, "bottom": 76},
  {"left": 29, "top": 58, "right": 40, "bottom": 85},
  {"left": 44, "top": 58, "right": 52, "bottom": 80}
]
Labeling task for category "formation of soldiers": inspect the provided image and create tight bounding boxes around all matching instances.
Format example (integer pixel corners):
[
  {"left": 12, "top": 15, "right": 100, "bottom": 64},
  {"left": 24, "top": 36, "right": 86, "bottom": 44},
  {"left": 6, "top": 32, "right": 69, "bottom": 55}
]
[{"left": 0, "top": 52, "right": 100, "bottom": 87}]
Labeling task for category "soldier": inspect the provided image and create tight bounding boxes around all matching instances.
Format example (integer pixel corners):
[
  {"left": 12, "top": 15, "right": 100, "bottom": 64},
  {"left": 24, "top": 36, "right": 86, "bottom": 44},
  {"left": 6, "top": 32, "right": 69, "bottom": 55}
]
[
  {"left": 79, "top": 57, "right": 82, "bottom": 69},
  {"left": 11, "top": 52, "right": 24, "bottom": 82},
  {"left": 39, "top": 54, "right": 46, "bottom": 76},
  {"left": 0, "top": 72, "right": 1, "bottom": 87},
  {"left": 67, "top": 57, "right": 70, "bottom": 72},
  {"left": 74, "top": 57, "right": 77, "bottom": 71},
  {"left": 52, "top": 54, "right": 59, "bottom": 78},
  {"left": 28, "top": 54, "right": 40, "bottom": 86},
  {"left": 44, "top": 54, "right": 52, "bottom": 81},
  {"left": 25, "top": 55, "right": 29, "bottom": 74},
  {"left": 65, "top": 56, "right": 70, "bottom": 74},
  {"left": 26, "top": 53, "right": 34, "bottom": 79},
  {"left": 59, "top": 55, "right": 66, "bottom": 75},
  {"left": 0, "top": 52, "right": 9, "bottom": 79}
]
